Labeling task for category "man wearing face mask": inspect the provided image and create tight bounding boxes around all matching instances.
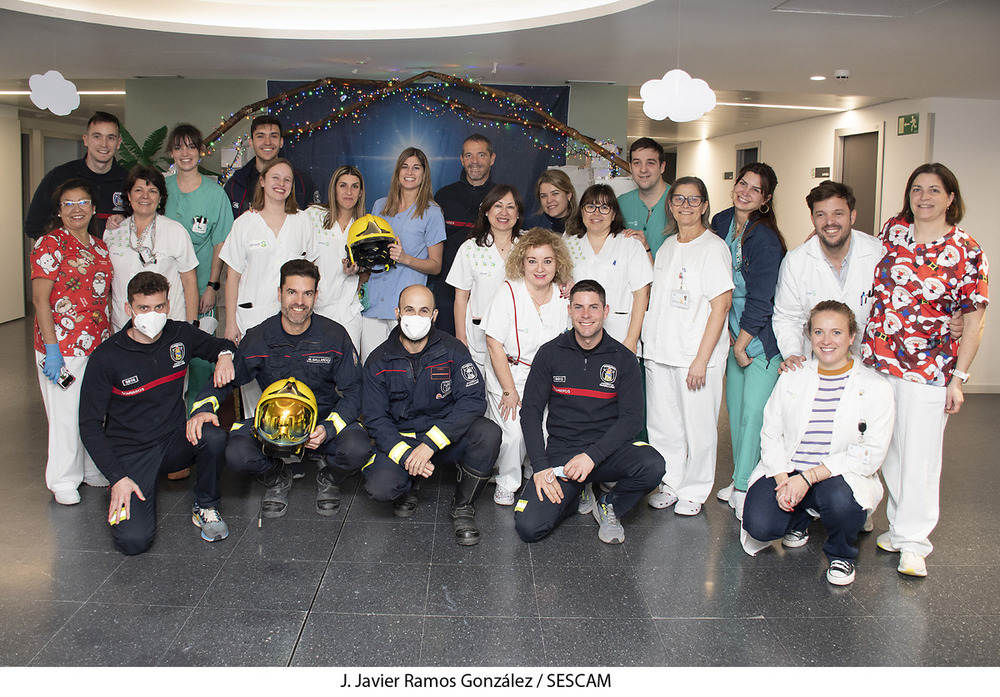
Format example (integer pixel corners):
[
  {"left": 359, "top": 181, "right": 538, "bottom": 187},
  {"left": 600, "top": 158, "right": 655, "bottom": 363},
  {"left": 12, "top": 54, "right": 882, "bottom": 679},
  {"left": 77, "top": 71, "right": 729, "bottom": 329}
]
[
  {"left": 362, "top": 284, "right": 502, "bottom": 545},
  {"left": 79, "top": 272, "right": 236, "bottom": 555},
  {"left": 187, "top": 259, "right": 370, "bottom": 519}
]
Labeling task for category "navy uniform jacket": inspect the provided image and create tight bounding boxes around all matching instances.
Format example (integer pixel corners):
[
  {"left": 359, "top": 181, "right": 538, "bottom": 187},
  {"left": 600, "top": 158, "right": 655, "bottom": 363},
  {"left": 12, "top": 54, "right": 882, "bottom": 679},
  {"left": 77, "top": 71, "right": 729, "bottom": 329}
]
[
  {"left": 520, "top": 329, "right": 643, "bottom": 471},
  {"left": 191, "top": 313, "right": 362, "bottom": 439},
  {"left": 224, "top": 156, "right": 318, "bottom": 217},
  {"left": 24, "top": 158, "right": 128, "bottom": 239},
  {"left": 79, "top": 321, "right": 235, "bottom": 485},
  {"left": 363, "top": 326, "right": 486, "bottom": 465}
]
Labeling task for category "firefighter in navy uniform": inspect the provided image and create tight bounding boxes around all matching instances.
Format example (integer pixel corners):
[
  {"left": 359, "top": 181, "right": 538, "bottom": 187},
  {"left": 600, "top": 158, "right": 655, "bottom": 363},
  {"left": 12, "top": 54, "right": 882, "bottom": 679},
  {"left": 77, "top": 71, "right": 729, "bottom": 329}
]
[
  {"left": 187, "top": 259, "right": 370, "bottom": 518},
  {"left": 514, "top": 279, "right": 665, "bottom": 545},
  {"left": 362, "top": 284, "right": 501, "bottom": 545},
  {"left": 79, "top": 272, "right": 236, "bottom": 555}
]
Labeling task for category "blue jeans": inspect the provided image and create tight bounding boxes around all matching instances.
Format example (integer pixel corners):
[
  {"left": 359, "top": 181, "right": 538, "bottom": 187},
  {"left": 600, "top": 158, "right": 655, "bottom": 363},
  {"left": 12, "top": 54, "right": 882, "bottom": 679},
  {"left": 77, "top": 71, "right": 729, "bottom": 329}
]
[{"left": 743, "top": 474, "right": 866, "bottom": 563}]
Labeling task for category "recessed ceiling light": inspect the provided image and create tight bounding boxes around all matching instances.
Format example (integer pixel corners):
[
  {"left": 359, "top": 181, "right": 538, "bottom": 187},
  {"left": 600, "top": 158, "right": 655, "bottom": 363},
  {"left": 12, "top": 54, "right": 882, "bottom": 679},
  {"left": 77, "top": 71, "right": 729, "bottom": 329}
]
[{"left": 810, "top": 75, "right": 827, "bottom": 81}]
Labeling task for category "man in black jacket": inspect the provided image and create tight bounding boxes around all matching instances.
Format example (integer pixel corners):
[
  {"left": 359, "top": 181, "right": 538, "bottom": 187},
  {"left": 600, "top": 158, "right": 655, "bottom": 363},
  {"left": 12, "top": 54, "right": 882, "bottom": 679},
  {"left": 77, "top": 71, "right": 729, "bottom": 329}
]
[
  {"left": 431, "top": 134, "right": 497, "bottom": 334},
  {"left": 514, "top": 280, "right": 664, "bottom": 544},
  {"left": 362, "top": 284, "right": 501, "bottom": 545},
  {"left": 80, "top": 272, "right": 236, "bottom": 555},
  {"left": 187, "top": 259, "right": 370, "bottom": 518},
  {"left": 24, "top": 111, "right": 128, "bottom": 239},
  {"left": 223, "top": 115, "right": 317, "bottom": 216}
]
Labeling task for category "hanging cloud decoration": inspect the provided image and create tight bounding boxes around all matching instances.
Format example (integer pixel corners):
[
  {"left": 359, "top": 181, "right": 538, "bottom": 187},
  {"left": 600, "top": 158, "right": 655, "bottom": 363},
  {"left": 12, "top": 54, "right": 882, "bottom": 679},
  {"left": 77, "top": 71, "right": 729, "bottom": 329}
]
[
  {"left": 640, "top": 69, "right": 716, "bottom": 123},
  {"left": 29, "top": 70, "right": 80, "bottom": 116}
]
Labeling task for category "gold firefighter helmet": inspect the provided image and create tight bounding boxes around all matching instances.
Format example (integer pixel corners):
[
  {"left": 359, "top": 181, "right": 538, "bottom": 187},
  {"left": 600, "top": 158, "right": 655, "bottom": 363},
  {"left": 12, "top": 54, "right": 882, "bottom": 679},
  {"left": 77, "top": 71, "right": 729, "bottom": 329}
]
[
  {"left": 346, "top": 214, "right": 397, "bottom": 273},
  {"left": 254, "top": 377, "right": 318, "bottom": 457}
]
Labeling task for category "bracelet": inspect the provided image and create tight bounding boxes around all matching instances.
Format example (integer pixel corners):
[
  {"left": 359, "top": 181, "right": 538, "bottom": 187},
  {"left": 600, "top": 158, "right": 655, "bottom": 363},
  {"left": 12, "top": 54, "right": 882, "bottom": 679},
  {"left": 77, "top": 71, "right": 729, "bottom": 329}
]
[
  {"left": 799, "top": 472, "right": 811, "bottom": 487},
  {"left": 207, "top": 281, "right": 220, "bottom": 291},
  {"left": 644, "top": 247, "right": 651, "bottom": 252}
]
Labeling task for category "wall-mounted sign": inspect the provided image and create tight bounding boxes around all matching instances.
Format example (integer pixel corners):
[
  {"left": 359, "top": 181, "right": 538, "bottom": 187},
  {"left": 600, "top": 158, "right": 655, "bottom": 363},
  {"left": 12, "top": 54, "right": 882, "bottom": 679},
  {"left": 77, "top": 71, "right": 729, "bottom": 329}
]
[
  {"left": 898, "top": 113, "right": 919, "bottom": 136},
  {"left": 812, "top": 167, "right": 831, "bottom": 178}
]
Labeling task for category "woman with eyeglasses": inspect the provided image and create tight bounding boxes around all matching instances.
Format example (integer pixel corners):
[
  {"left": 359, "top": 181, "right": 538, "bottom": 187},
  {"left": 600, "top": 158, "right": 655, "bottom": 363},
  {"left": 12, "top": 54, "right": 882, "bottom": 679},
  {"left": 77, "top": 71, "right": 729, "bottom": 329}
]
[
  {"left": 563, "top": 184, "right": 653, "bottom": 353},
  {"left": 711, "top": 162, "right": 787, "bottom": 520},
  {"left": 643, "top": 178, "right": 733, "bottom": 515},
  {"left": 104, "top": 165, "right": 199, "bottom": 332},
  {"left": 31, "top": 178, "right": 115, "bottom": 505}
]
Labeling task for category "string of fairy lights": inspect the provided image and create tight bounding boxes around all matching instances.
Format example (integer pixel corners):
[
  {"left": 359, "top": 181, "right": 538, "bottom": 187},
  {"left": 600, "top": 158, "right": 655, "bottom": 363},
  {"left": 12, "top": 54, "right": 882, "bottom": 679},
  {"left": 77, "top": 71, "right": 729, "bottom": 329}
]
[{"left": 206, "top": 77, "right": 623, "bottom": 182}]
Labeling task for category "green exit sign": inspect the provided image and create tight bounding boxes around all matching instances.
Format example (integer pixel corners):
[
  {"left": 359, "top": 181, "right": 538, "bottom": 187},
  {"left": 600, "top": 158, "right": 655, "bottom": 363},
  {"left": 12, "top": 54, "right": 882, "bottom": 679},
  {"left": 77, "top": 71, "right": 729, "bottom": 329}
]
[{"left": 898, "top": 113, "right": 919, "bottom": 135}]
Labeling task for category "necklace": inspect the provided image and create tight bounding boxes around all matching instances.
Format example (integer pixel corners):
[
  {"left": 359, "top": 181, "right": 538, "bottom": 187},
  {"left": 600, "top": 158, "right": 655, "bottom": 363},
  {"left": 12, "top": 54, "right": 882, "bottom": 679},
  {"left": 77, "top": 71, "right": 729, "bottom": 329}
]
[
  {"left": 731, "top": 217, "right": 748, "bottom": 270},
  {"left": 128, "top": 216, "right": 158, "bottom": 267}
]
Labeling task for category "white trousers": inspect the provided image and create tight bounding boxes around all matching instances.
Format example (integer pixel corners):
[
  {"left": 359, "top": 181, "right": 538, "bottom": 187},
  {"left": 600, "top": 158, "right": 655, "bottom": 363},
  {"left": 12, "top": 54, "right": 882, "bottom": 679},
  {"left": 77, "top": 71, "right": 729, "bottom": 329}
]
[
  {"left": 360, "top": 316, "right": 397, "bottom": 363},
  {"left": 881, "top": 375, "right": 948, "bottom": 557},
  {"left": 486, "top": 388, "right": 528, "bottom": 493},
  {"left": 645, "top": 359, "right": 724, "bottom": 504},
  {"left": 36, "top": 351, "right": 102, "bottom": 494}
]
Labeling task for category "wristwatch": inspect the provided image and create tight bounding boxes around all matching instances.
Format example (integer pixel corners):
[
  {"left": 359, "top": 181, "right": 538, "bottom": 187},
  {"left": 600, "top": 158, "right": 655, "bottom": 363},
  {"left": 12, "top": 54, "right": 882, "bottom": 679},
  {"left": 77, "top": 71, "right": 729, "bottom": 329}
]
[
  {"left": 207, "top": 281, "right": 221, "bottom": 290},
  {"left": 952, "top": 369, "right": 970, "bottom": 384},
  {"left": 218, "top": 349, "right": 235, "bottom": 359}
]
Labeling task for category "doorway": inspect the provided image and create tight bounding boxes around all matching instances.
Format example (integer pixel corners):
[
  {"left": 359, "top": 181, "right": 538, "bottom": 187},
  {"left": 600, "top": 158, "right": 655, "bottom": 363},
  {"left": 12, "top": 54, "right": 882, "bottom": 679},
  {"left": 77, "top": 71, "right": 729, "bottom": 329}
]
[{"left": 834, "top": 125, "right": 884, "bottom": 235}]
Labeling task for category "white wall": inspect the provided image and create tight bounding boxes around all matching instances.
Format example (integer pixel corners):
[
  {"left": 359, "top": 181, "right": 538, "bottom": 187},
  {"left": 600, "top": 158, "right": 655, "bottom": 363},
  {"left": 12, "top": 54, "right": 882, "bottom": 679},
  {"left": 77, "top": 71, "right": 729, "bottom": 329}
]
[
  {"left": 677, "top": 97, "right": 1000, "bottom": 391},
  {"left": 0, "top": 104, "right": 26, "bottom": 323}
]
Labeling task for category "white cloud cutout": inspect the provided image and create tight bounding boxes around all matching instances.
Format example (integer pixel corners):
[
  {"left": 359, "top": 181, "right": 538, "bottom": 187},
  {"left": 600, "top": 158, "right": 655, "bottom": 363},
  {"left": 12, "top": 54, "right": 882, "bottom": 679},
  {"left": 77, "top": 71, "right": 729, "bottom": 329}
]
[
  {"left": 640, "top": 69, "right": 716, "bottom": 123},
  {"left": 29, "top": 70, "right": 80, "bottom": 116}
]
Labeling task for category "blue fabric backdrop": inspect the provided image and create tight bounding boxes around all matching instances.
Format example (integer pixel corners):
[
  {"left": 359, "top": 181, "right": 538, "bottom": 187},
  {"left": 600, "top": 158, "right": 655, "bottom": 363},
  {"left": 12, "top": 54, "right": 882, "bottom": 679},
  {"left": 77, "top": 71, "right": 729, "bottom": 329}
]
[{"left": 266, "top": 80, "right": 569, "bottom": 217}]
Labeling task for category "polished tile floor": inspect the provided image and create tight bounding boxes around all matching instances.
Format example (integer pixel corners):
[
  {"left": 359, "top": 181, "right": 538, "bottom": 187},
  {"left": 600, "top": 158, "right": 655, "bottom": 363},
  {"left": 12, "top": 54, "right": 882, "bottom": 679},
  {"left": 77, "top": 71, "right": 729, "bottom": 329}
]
[{"left": 1, "top": 316, "right": 998, "bottom": 667}]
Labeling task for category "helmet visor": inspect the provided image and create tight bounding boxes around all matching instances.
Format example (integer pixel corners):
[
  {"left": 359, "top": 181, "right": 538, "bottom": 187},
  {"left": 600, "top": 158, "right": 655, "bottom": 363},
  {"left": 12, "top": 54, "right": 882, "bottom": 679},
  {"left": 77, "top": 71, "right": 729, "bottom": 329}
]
[{"left": 256, "top": 396, "right": 315, "bottom": 446}]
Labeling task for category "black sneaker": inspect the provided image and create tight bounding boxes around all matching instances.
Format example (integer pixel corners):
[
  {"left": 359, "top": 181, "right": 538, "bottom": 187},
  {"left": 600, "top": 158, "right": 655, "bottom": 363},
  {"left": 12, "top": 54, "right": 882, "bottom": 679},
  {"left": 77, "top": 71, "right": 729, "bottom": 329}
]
[
  {"left": 781, "top": 530, "right": 809, "bottom": 548},
  {"left": 827, "top": 559, "right": 856, "bottom": 586}
]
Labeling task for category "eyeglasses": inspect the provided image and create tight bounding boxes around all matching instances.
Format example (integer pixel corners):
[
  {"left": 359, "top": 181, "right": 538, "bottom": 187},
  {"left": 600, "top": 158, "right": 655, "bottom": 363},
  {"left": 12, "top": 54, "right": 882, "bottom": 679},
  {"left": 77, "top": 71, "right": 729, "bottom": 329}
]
[
  {"left": 583, "top": 203, "right": 613, "bottom": 215},
  {"left": 60, "top": 199, "right": 92, "bottom": 209},
  {"left": 670, "top": 194, "right": 705, "bottom": 207}
]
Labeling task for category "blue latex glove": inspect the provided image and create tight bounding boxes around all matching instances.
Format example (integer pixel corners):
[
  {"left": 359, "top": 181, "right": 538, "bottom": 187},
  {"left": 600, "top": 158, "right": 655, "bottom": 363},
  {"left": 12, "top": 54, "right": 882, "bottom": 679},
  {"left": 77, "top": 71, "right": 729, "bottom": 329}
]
[{"left": 43, "top": 343, "right": 64, "bottom": 383}]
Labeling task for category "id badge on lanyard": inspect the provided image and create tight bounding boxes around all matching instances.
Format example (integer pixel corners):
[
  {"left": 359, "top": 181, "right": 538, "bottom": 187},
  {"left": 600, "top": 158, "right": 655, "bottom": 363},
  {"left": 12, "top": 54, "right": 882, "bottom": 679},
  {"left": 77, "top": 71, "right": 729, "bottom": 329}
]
[{"left": 670, "top": 266, "right": 690, "bottom": 309}]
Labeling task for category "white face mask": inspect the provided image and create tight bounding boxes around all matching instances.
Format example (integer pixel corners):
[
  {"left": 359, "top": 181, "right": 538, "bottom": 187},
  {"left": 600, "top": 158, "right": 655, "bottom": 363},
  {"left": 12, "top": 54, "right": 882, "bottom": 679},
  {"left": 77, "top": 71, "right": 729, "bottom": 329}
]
[
  {"left": 399, "top": 315, "right": 432, "bottom": 341},
  {"left": 132, "top": 311, "right": 168, "bottom": 339}
]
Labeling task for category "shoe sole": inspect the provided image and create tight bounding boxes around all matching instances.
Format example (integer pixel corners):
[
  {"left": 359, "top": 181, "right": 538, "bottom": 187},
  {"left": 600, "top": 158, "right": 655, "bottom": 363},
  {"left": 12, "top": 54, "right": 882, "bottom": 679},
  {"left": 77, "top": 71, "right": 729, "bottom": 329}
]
[
  {"left": 591, "top": 506, "right": 624, "bottom": 544},
  {"left": 782, "top": 536, "right": 809, "bottom": 549},
  {"left": 494, "top": 498, "right": 515, "bottom": 506},
  {"left": 897, "top": 559, "right": 927, "bottom": 577},
  {"left": 647, "top": 496, "right": 678, "bottom": 510},
  {"left": 674, "top": 504, "right": 701, "bottom": 516},
  {"left": 316, "top": 502, "right": 341, "bottom": 516},
  {"left": 260, "top": 506, "right": 287, "bottom": 519},
  {"left": 876, "top": 537, "right": 901, "bottom": 553},
  {"left": 716, "top": 485, "right": 734, "bottom": 502}
]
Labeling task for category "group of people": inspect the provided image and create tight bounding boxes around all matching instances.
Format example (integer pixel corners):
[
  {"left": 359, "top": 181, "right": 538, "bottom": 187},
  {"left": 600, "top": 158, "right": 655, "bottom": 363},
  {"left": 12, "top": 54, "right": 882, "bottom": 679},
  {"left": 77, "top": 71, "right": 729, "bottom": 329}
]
[{"left": 27, "top": 112, "right": 987, "bottom": 587}]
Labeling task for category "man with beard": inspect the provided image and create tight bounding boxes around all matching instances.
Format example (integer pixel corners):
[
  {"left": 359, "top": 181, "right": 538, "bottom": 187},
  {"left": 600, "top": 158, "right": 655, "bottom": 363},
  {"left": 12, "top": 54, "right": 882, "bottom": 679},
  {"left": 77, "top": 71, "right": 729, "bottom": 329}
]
[
  {"left": 618, "top": 137, "right": 670, "bottom": 258},
  {"left": 432, "top": 134, "right": 497, "bottom": 334},
  {"left": 187, "top": 259, "right": 370, "bottom": 518},
  {"left": 361, "top": 284, "right": 501, "bottom": 545},
  {"left": 772, "top": 180, "right": 885, "bottom": 368}
]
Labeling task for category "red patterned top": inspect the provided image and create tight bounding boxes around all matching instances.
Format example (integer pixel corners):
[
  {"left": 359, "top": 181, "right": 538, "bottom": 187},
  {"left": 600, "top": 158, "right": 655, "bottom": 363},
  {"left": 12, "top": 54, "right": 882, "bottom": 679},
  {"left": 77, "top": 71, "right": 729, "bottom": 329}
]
[
  {"left": 30, "top": 228, "right": 114, "bottom": 356},
  {"left": 861, "top": 218, "right": 988, "bottom": 385}
]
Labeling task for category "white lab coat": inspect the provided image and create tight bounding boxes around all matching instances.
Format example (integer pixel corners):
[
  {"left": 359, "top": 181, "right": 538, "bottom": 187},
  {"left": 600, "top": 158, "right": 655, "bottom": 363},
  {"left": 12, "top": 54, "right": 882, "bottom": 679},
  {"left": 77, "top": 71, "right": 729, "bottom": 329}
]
[
  {"left": 772, "top": 230, "right": 882, "bottom": 359},
  {"left": 740, "top": 360, "right": 894, "bottom": 555}
]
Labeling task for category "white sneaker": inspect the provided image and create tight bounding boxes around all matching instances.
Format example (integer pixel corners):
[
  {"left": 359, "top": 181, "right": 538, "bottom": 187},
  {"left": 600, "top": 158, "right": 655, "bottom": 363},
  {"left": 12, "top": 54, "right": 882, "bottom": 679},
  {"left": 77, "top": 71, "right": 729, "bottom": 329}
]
[
  {"left": 863, "top": 513, "right": 874, "bottom": 532},
  {"left": 827, "top": 559, "right": 856, "bottom": 586},
  {"left": 897, "top": 551, "right": 927, "bottom": 577},
  {"left": 781, "top": 530, "right": 809, "bottom": 548},
  {"left": 647, "top": 484, "right": 678, "bottom": 509},
  {"left": 84, "top": 473, "right": 110, "bottom": 487},
  {"left": 493, "top": 485, "right": 517, "bottom": 506},
  {"left": 54, "top": 489, "right": 81, "bottom": 505},
  {"left": 729, "top": 489, "right": 747, "bottom": 521},
  {"left": 674, "top": 500, "right": 702, "bottom": 516},
  {"left": 876, "top": 532, "right": 900, "bottom": 553},
  {"left": 716, "top": 483, "right": 734, "bottom": 502}
]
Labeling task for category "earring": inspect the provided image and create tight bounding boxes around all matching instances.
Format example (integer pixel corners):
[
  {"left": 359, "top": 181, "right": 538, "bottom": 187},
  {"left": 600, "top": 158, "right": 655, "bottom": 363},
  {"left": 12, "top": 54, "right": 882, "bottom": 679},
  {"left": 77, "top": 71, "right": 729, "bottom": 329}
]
[{"left": 759, "top": 203, "right": 770, "bottom": 215}]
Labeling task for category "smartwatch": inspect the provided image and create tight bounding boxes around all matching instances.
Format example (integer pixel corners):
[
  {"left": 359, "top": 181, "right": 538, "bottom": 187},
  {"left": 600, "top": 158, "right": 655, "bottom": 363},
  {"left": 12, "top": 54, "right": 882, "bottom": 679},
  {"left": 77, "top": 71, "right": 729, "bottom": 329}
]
[
  {"left": 207, "top": 281, "right": 221, "bottom": 291},
  {"left": 952, "top": 369, "right": 970, "bottom": 384}
]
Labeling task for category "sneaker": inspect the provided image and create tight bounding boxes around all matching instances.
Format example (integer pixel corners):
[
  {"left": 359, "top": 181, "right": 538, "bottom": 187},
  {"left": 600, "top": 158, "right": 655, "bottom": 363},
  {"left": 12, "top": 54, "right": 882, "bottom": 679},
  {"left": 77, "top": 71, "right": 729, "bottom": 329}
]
[
  {"left": 647, "top": 484, "right": 678, "bottom": 510},
  {"left": 827, "top": 559, "right": 856, "bottom": 586},
  {"left": 592, "top": 495, "right": 625, "bottom": 544},
  {"left": 493, "top": 485, "right": 517, "bottom": 506},
  {"left": 578, "top": 483, "right": 595, "bottom": 515},
  {"left": 393, "top": 490, "right": 419, "bottom": 518},
  {"left": 166, "top": 467, "right": 190, "bottom": 481},
  {"left": 674, "top": 500, "right": 702, "bottom": 516},
  {"left": 782, "top": 530, "right": 809, "bottom": 548},
  {"left": 876, "top": 532, "right": 900, "bottom": 553},
  {"left": 897, "top": 550, "right": 927, "bottom": 577},
  {"left": 729, "top": 489, "right": 747, "bottom": 521},
  {"left": 54, "top": 489, "right": 81, "bottom": 506},
  {"left": 862, "top": 513, "right": 874, "bottom": 533},
  {"left": 716, "top": 483, "right": 734, "bottom": 502},
  {"left": 192, "top": 504, "right": 229, "bottom": 542}
]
